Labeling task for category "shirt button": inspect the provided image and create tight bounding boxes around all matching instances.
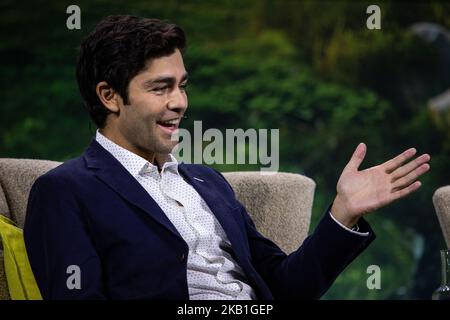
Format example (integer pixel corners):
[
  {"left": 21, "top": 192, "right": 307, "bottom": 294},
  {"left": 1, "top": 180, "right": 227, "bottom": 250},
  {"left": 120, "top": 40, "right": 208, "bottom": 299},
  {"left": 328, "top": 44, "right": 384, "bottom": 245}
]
[
  {"left": 175, "top": 200, "right": 184, "bottom": 207},
  {"left": 180, "top": 253, "right": 186, "bottom": 263}
]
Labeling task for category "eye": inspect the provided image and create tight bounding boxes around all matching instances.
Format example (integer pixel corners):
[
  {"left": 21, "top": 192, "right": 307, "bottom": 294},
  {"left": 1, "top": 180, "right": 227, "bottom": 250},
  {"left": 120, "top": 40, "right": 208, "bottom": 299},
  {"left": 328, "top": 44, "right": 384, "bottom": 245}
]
[
  {"left": 151, "top": 86, "right": 169, "bottom": 95},
  {"left": 179, "top": 83, "right": 188, "bottom": 91}
]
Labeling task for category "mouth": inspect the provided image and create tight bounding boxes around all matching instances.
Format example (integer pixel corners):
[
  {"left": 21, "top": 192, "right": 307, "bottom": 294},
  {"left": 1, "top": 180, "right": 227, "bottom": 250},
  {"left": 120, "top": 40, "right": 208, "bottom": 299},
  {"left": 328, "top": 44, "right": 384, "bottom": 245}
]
[{"left": 156, "top": 118, "right": 180, "bottom": 135}]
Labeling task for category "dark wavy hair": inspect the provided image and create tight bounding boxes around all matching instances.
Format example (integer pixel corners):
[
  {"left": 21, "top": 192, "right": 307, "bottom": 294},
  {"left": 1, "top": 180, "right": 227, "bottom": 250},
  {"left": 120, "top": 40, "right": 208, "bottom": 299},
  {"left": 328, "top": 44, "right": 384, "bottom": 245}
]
[{"left": 76, "top": 15, "right": 186, "bottom": 128}]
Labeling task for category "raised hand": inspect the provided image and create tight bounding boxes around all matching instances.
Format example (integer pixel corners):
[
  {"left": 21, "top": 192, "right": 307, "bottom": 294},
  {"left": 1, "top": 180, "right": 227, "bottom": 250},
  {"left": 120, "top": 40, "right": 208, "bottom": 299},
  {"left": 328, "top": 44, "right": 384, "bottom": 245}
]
[{"left": 330, "top": 143, "right": 431, "bottom": 228}]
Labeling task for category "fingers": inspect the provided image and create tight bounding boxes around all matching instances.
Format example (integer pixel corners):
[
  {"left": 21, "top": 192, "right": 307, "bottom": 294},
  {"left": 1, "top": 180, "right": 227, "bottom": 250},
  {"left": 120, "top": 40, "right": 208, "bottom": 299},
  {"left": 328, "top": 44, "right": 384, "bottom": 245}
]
[
  {"left": 392, "top": 181, "right": 422, "bottom": 201},
  {"left": 383, "top": 148, "right": 417, "bottom": 173},
  {"left": 344, "top": 142, "right": 367, "bottom": 172},
  {"left": 392, "top": 162, "right": 430, "bottom": 191},
  {"left": 391, "top": 153, "right": 431, "bottom": 182}
]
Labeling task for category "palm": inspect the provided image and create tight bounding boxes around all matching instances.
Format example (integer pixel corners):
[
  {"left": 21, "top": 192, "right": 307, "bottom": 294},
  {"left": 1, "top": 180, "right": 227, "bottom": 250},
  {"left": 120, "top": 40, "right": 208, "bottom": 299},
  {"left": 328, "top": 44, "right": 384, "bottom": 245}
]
[{"left": 335, "top": 143, "right": 430, "bottom": 217}]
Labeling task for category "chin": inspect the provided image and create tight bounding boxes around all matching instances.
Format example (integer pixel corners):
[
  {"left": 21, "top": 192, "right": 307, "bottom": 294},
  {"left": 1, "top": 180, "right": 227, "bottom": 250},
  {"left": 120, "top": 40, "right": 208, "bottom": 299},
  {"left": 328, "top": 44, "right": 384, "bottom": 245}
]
[{"left": 158, "top": 141, "right": 178, "bottom": 154}]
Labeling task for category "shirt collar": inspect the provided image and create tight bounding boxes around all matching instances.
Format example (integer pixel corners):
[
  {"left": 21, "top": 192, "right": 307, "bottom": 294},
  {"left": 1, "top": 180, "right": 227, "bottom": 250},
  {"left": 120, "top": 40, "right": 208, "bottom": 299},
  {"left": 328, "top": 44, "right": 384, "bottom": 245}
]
[{"left": 95, "top": 129, "right": 178, "bottom": 177}]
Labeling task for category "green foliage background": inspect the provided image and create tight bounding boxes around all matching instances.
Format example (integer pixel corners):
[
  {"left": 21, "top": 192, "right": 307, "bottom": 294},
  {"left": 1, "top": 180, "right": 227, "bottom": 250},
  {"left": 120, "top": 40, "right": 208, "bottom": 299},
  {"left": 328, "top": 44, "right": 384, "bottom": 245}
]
[{"left": 1, "top": 0, "right": 449, "bottom": 299}]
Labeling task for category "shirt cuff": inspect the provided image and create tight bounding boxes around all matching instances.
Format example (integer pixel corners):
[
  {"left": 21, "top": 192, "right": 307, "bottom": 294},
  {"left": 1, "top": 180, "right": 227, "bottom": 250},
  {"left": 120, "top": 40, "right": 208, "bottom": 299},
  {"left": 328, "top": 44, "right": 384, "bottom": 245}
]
[{"left": 328, "top": 211, "right": 370, "bottom": 236}]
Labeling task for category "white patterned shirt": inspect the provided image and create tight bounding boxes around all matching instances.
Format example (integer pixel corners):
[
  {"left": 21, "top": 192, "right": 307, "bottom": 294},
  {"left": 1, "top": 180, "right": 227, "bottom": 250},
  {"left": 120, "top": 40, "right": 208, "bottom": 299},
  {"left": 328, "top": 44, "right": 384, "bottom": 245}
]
[{"left": 95, "top": 130, "right": 257, "bottom": 300}]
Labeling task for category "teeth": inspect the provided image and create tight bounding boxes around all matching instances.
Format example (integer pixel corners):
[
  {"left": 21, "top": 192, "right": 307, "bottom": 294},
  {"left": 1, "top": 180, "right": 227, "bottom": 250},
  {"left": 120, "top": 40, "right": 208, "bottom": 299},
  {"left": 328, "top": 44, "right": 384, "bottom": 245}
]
[{"left": 159, "top": 119, "right": 179, "bottom": 125}]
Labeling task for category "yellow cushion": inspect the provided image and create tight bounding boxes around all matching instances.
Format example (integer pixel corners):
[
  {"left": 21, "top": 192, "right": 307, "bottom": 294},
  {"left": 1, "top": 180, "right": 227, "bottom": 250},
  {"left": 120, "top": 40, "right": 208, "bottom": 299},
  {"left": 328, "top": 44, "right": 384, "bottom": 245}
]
[{"left": 0, "top": 215, "right": 42, "bottom": 300}]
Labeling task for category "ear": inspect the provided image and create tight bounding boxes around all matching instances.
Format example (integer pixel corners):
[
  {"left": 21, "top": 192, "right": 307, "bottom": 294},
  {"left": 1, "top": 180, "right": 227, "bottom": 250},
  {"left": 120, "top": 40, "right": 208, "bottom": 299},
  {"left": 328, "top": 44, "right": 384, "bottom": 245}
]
[{"left": 95, "top": 81, "right": 121, "bottom": 113}]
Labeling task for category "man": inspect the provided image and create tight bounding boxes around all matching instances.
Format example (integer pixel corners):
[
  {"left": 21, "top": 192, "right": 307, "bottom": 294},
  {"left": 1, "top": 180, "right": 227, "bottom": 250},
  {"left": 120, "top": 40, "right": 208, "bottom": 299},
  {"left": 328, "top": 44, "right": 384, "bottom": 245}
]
[{"left": 24, "top": 15, "right": 431, "bottom": 300}]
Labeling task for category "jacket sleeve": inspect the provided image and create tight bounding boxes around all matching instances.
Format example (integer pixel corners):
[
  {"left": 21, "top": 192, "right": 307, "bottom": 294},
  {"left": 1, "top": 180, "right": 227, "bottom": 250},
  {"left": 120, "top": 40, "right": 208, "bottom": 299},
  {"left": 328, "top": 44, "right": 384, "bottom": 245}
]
[
  {"left": 238, "top": 202, "right": 375, "bottom": 299},
  {"left": 23, "top": 174, "right": 106, "bottom": 300},
  {"left": 211, "top": 168, "right": 376, "bottom": 299}
]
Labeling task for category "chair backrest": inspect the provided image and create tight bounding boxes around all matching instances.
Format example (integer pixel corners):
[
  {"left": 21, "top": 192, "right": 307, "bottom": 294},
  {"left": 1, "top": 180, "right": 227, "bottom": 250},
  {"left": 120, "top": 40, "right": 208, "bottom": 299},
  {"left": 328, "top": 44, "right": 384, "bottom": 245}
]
[
  {"left": 0, "top": 159, "right": 61, "bottom": 300},
  {"left": 222, "top": 172, "right": 315, "bottom": 254},
  {"left": 0, "top": 158, "right": 316, "bottom": 299},
  {"left": 433, "top": 186, "right": 450, "bottom": 249}
]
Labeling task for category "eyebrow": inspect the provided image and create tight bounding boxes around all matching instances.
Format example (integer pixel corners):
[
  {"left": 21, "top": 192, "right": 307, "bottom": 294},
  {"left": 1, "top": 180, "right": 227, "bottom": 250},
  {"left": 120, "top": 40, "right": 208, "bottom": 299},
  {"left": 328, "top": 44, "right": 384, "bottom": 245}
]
[{"left": 142, "top": 72, "right": 189, "bottom": 88}]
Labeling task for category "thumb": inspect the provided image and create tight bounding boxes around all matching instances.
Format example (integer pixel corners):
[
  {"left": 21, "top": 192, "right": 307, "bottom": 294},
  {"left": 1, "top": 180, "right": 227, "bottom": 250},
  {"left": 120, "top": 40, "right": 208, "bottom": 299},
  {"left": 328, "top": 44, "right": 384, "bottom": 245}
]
[{"left": 344, "top": 142, "right": 367, "bottom": 172}]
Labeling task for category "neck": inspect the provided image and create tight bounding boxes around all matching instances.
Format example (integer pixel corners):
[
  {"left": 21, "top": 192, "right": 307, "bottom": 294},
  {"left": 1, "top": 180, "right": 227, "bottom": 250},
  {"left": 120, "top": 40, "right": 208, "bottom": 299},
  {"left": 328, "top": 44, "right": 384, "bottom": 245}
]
[{"left": 98, "top": 128, "right": 169, "bottom": 169}]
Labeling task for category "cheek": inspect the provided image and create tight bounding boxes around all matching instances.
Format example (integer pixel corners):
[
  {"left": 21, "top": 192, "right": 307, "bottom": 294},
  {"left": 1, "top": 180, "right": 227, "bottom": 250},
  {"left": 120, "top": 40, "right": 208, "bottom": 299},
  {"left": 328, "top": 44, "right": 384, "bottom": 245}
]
[{"left": 126, "top": 99, "right": 162, "bottom": 123}]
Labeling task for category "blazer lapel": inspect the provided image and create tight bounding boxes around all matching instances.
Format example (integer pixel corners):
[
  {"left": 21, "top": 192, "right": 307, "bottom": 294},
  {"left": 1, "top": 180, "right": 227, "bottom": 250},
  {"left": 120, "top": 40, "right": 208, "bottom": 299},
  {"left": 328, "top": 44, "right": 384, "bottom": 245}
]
[
  {"left": 83, "top": 139, "right": 246, "bottom": 257},
  {"left": 179, "top": 165, "right": 274, "bottom": 299},
  {"left": 178, "top": 164, "right": 248, "bottom": 258},
  {"left": 83, "top": 139, "right": 184, "bottom": 241}
]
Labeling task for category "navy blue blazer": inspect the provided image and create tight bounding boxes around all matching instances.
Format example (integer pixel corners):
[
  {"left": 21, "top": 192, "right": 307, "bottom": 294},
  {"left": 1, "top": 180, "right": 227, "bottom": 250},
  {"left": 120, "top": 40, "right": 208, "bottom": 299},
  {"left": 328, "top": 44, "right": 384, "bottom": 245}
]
[{"left": 24, "top": 139, "right": 375, "bottom": 300}]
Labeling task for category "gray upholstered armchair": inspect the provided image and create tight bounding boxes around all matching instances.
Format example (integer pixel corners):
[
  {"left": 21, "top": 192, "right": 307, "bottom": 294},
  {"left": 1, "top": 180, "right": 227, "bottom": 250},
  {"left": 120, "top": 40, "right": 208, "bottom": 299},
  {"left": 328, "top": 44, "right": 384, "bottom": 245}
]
[
  {"left": 433, "top": 186, "right": 450, "bottom": 249},
  {"left": 0, "top": 158, "right": 316, "bottom": 300}
]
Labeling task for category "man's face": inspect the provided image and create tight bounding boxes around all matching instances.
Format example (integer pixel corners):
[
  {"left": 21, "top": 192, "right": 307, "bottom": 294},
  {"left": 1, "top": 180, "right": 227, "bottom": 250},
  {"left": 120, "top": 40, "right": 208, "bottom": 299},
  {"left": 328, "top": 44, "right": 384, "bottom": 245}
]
[{"left": 111, "top": 49, "right": 188, "bottom": 160}]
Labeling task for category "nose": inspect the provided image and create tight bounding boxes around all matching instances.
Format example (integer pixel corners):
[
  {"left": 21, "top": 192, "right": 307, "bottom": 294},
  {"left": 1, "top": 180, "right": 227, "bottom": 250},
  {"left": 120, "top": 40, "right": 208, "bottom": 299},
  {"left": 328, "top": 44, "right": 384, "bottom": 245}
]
[{"left": 167, "top": 87, "right": 188, "bottom": 114}]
